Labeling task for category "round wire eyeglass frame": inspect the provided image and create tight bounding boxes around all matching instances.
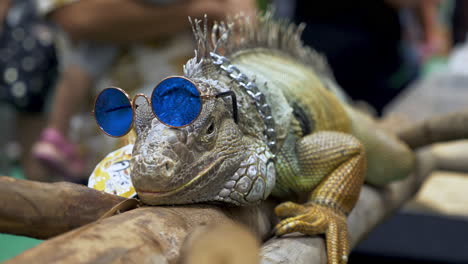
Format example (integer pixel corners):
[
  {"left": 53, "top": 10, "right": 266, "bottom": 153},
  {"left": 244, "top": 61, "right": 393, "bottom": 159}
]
[{"left": 93, "top": 76, "right": 238, "bottom": 138}]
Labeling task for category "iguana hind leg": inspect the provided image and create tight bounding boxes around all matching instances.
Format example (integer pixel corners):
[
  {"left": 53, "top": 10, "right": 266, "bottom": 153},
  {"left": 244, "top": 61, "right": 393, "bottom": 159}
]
[{"left": 274, "top": 131, "right": 366, "bottom": 264}]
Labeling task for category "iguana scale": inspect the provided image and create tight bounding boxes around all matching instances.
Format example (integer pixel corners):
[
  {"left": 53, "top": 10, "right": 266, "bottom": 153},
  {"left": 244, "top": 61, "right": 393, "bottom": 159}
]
[{"left": 129, "top": 13, "right": 415, "bottom": 264}]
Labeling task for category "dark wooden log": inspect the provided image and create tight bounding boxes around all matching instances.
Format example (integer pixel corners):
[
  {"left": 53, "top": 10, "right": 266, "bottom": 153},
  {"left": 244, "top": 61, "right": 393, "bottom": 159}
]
[{"left": 0, "top": 176, "right": 125, "bottom": 239}]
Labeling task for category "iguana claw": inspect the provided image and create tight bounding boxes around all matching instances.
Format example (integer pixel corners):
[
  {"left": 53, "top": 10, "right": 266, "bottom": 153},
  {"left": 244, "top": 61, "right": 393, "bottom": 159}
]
[{"left": 274, "top": 201, "right": 349, "bottom": 264}]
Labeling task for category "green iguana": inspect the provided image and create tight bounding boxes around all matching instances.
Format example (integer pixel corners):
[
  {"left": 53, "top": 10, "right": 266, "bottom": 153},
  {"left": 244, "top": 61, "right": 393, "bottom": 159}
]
[{"left": 95, "top": 13, "right": 465, "bottom": 264}]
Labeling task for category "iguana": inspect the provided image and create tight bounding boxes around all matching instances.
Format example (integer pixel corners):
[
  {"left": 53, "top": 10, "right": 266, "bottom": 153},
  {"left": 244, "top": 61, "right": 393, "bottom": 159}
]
[{"left": 92, "top": 13, "right": 465, "bottom": 264}]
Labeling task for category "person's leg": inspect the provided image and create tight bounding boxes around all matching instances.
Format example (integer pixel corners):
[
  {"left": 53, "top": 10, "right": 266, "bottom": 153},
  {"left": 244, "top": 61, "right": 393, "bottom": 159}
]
[
  {"left": 32, "top": 65, "right": 93, "bottom": 181},
  {"left": 48, "top": 65, "right": 93, "bottom": 134},
  {"left": 17, "top": 112, "right": 51, "bottom": 181},
  {"left": 32, "top": 40, "right": 118, "bottom": 182}
]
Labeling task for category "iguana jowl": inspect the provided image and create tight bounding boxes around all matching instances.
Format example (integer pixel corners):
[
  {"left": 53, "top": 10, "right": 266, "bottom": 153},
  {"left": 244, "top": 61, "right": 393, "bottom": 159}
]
[{"left": 129, "top": 14, "right": 415, "bottom": 263}]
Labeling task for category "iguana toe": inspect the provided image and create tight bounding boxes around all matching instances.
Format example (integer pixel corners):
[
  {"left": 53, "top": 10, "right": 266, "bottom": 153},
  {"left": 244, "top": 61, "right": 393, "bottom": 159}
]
[{"left": 274, "top": 202, "right": 350, "bottom": 264}]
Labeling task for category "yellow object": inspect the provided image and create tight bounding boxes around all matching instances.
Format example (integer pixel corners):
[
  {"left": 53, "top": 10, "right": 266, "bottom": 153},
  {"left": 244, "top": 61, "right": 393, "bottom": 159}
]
[{"left": 88, "top": 144, "right": 136, "bottom": 198}]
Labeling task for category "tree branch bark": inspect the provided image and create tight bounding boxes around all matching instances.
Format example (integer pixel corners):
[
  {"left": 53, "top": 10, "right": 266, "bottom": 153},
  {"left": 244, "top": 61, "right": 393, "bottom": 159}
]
[
  {"left": 0, "top": 176, "right": 125, "bottom": 239},
  {"left": 2, "top": 147, "right": 437, "bottom": 264},
  {"left": 5, "top": 203, "right": 274, "bottom": 264}
]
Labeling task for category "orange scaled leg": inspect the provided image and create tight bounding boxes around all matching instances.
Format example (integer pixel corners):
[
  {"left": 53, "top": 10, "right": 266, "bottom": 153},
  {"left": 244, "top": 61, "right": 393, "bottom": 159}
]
[{"left": 274, "top": 131, "right": 366, "bottom": 264}]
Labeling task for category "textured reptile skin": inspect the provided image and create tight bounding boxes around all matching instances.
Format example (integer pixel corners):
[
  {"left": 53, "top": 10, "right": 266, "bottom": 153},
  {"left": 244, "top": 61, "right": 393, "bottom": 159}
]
[{"left": 274, "top": 131, "right": 366, "bottom": 263}]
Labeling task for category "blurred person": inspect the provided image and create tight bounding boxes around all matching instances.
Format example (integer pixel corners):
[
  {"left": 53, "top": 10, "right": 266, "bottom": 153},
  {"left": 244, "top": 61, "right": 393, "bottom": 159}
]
[
  {"left": 31, "top": 0, "right": 256, "bottom": 182},
  {"left": 416, "top": 0, "right": 449, "bottom": 61},
  {"left": 32, "top": 43, "right": 117, "bottom": 182},
  {"left": 0, "top": 0, "right": 58, "bottom": 181},
  {"left": 291, "top": 0, "right": 445, "bottom": 115}
]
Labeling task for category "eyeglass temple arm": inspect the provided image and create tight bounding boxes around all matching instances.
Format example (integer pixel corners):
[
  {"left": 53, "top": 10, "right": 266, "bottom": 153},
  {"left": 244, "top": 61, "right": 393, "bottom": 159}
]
[{"left": 215, "top": 91, "right": 238, "bottom": 124}]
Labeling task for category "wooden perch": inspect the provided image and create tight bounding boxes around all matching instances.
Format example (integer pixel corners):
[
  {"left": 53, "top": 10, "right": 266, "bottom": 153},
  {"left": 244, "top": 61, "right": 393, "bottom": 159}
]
[
  {"left": 180, "top": 222, "right": 261, "bottom": 264},
  {"left": 397, "top": 110, "right": 468, "bottom": 149},
  {"left": 6, "top": 204, "right": 273, "bottom": 264},
  {"left": 429, "top": 140, "right": 468, "bottom": 173},
  {"left": 3, "top": 147, "right": 438, "bottom": 264},
  {"left": 0, "top": 176, "right": 126, "bottom": 239}
]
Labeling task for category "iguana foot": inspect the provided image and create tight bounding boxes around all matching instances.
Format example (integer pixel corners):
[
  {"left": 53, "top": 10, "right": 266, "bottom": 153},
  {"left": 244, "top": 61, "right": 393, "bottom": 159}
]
[{"left": 274, "top": 201, "right": 349, "bottom": 264}]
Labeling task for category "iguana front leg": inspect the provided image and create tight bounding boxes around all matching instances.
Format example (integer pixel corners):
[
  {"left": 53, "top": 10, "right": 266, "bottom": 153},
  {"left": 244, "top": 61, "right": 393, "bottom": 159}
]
[{"left": 274, "top": 131, "right": 366, "bottom": 264}]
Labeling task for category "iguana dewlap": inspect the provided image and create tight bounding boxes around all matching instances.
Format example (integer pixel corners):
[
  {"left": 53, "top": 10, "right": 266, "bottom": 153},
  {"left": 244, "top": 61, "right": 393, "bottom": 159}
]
[{"left": 92, "top": 14, "right": 415, "bottom": 264}]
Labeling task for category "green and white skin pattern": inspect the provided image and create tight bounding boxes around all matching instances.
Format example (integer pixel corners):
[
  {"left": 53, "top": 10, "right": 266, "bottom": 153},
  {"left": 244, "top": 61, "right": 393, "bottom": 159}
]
[{"left": 128, "top": 14, "right": 415, "bottom": 264}]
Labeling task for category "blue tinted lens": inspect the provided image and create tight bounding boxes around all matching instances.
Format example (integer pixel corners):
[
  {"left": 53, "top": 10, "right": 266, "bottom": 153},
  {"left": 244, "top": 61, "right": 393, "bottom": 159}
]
[
  {"left": 151, "top": 77, "right": 201, "bottom": 127},
  {"left": 94, "top": 88, "right": 133, "bottom": 137}
]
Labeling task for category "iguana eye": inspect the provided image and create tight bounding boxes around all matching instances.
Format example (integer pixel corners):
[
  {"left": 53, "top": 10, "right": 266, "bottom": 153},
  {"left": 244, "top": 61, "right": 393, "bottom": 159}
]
[{"left": 206, "top": 121, "right": 215, "bottom": 135}]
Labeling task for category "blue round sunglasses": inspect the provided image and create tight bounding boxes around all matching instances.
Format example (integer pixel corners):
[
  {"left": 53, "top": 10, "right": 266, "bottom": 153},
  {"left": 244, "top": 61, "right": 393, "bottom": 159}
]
[{"left": 94, "top": 76, "right": 238, "bottom": 137}]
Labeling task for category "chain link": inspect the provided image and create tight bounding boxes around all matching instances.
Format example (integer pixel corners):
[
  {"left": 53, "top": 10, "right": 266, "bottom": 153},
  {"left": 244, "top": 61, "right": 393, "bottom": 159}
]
[{"left": 210, "top": 52, "right": 277, "bottom": 153}]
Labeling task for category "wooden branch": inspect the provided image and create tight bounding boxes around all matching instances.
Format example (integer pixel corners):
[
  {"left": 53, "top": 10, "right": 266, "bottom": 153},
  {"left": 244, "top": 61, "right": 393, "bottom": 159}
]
[
  {"left": 0, "top": 140, "right": 446, "bottom": 264},
  {"left": 3, "top": 148, "right": 436, "bottom": 264},
  {"left": 180, "top": 222, "right": 261, "bottom": 264},
  {"left": 429, "top": 140, "right": 468, "bottom": 173},
  {"left": 0, "top": 175, "right": 274, "bottom": 264},
  {"left": 397, "top": 110, "right": 468, "bottom": 149},
  {"left": 0, "top": 176, "right": 125, "bottom": 239},
  {"left": 6, "top": 204, "right": 274, "bottom": 264}
]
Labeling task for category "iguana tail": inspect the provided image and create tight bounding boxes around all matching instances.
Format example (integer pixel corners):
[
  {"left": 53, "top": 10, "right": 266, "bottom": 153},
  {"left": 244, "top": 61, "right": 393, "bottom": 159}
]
[{"left": 397, "top": 110, "right": 468, "bottom": 149}]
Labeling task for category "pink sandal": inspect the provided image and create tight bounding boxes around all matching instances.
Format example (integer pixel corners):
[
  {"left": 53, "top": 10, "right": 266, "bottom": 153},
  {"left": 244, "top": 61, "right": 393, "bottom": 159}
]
[{"left": 32, "top": 128, "right": 85, "bottom": 180}]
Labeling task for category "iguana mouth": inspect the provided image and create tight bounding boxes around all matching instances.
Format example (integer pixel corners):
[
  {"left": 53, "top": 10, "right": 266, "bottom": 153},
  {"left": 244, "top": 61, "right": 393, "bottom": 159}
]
[{"left": 137, "top": 155, "right": 226, "bottom": 198}]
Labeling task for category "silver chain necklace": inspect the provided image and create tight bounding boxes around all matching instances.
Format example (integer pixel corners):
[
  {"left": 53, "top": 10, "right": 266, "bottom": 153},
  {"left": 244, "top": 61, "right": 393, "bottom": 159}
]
[{"left": 210, "top": 52, "right": 277, "bottom": 154}]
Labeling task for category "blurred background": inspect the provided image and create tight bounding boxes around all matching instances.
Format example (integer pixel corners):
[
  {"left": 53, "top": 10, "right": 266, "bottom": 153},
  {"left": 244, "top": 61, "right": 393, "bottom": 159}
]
[{"left": 1, "top": 0, "right": 468, "bottom": 262}]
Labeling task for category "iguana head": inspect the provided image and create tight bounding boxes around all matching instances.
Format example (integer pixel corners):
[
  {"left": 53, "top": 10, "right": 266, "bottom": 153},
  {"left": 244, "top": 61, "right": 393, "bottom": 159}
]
[{"left": 131, "top": 72, "right": 276, "bottom": 206}]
